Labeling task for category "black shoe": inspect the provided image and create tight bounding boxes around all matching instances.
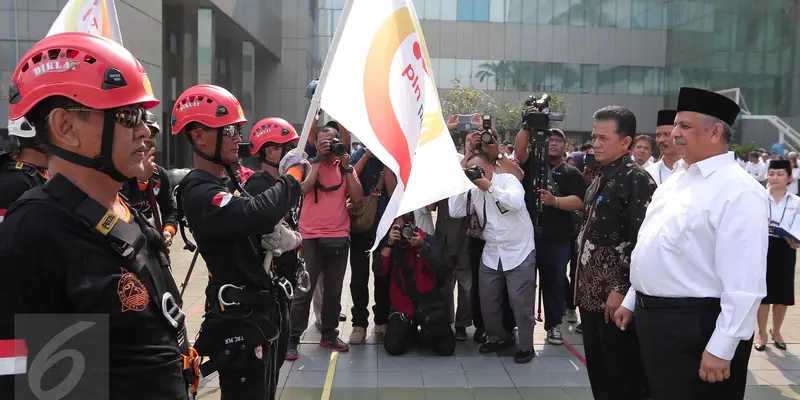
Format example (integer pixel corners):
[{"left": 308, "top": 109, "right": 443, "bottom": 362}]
[
  {"left": 339, "top": 313, "right": 347, "bottom": 322},
  {"left": 454, "top": 327, "right": 467, "bottom": 341},
  {"left": 479, "top": 340, "right": 511, "bottom": 354},
  {"left": 286, "top": 336, "right": 300, "bottom": 361},
  {"left": 575, "top": 323, "right": 583, "bottom": 334},
  {"left": 514, "top": 350, "right": 534, "bottom": 364},
  {"left": 320, "top": 336, "right": 349, "bottom": 352},
  {"left": 473, "top": 327, "right": 487, "bottom": 343},
  {"left": 754, "top": 343, "right": 767, "bottom": 352}
]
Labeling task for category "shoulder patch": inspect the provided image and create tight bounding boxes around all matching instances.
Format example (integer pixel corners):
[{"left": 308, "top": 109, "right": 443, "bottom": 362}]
[
  {"left": 118, "top": 268, "right": 150, "bottom": 312},
  {"left": 211, "top": 192, "right": 234, "bottom": 207}
]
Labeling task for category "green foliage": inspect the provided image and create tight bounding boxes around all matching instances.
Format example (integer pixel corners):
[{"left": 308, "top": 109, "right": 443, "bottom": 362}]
[
  {"left": 438, "top": 77, "right": 569, "bottom": 138},
  {"left": 731, "top": 141, "right": 758, "bottom": 159}
]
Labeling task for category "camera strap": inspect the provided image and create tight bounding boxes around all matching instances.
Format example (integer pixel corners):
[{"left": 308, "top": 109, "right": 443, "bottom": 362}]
[
  {"left": 466, "top": 190, "right": 487, "bottom": 231},
  {"left": 312, "top": 163, "right": 346, "bottom": 203}
]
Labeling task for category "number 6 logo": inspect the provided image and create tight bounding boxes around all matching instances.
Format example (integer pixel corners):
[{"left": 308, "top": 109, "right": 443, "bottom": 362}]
[{"left": 27, "top": 321, "right": 96, "bottom": 400}]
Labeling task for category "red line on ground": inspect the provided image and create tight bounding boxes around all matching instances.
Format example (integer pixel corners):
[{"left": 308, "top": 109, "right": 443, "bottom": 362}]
[
  {"left": 186, "top": 303, "right": 206, "bottom": 317},
  {"left": 562, "top": 337, "right": 587, "bottom": 366}
]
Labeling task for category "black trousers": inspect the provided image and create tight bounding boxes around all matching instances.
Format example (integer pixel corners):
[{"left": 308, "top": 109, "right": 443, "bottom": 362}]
[
  {"left": 384, "top": 312, "right": 456, "bottom": 356},
  {"left": 350, "top": 233, "right": 391, "bottom": 328},
  {"left": 469, "top": 237, "right": 515, "bottom": 333},
  {"left": 580, "top": 309, "right": 648, "bottom": 400},
  {"left": 636, "top": 295, "right": 753, "bottom": 400}
]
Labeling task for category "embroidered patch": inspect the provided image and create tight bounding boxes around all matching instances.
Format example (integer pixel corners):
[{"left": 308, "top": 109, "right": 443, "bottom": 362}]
[
  {"left": 255, "top": 345, "right": 263, "bottom": 360},
  {"left": 118, "top": 268, "right": 150, "bottom": 312}
]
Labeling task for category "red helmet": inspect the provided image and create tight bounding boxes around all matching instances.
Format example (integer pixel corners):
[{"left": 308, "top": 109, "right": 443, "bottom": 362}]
[
  {"left": 8, "top": 32, "right": 159, "bottom": 120},
  {"left": 171, "top": 84, "right": 246, "bottom": 135},
  {"left": 248, "top": 117, "right": 299, "bottom": 155}
]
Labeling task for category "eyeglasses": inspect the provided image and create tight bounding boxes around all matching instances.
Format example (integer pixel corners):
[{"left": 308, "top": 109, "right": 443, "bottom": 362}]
[
  {"left": 219, "top": 124, "right": 242, "bottom": 138},
  {"left": 65, "top": 106, "right": 148, "bottom": 129}
]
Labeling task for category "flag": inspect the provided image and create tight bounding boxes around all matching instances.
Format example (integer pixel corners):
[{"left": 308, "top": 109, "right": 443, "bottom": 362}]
[
  {"left": 318, "top": 0, "right": 473, "bottom": 251},
  {"left": 47, "top": 0, "right": 123, "bottom": 45},
  {"left": 0, "top": 339, "right": 27, "bottom": 376}
]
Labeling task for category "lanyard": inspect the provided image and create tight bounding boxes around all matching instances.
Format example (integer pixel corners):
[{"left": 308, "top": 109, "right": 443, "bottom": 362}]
[{"left": 769, "top": 194, "right": 791, "bottom": 226}]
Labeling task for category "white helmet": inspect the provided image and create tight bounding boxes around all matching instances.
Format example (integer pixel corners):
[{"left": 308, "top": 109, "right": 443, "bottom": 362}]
[
  {"left": 8, "top": 117, "right": 36, "bottom": 138},
  {"left": 144, "top": 111, "right": 160, "bottom": 134}
]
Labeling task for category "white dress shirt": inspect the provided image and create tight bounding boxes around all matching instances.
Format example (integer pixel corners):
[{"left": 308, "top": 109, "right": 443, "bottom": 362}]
[
  {"left": 623, "top": 152, "right": 768, "bottom": 360},
  {"left": 413, "top": 207, "right": 435, "bottom": 236},
  {"left": 788, "top": 168, "right": 800, "bottom": 195},
  {"left": 640, "top": 160, "right": 653, "bottom": 170},
  {"left": 646, "top": 157, "right": 682, "bottom": 186},
  {"left": 745, "top": 160, "right": 767, "bottom": 182},
  {"left": 767, "top": 189, "right": 800, "bottom": 239},
  {"left": 449, "top": 173, "right": 534, "bottom": 271}
]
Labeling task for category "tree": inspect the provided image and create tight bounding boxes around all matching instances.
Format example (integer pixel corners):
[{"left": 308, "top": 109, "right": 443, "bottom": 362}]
[
  {"left": 439, "top": 77, "right": 568, "bottom": 142},
  {"left": 731, "top": 141, "right": 758, "bottom": 159}
]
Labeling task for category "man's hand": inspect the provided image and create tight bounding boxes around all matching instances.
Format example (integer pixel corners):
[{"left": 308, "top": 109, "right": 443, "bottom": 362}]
[
  {"left": 388, "top": 225, "right": 401, "bottom": 245},
  {"left": 699, "top": 350, "right": 731, "bottom": 383},
  {"left": 408, "top": 233, "right": 424, "bottom": 247},
  {"left": 465, "top": 132, "right": 480, "bottom": 154},
  {"left": 483, "top": 139, "right": 500, "bottom": 160},
  {"left": 785, "top": 237, "right": 800, "bottom": 249},
  {"left": 604, "top": 290, "right": 624, "bottom": 323},
  {"left": 539, "top": 189, "right": 557, "bottom": 207},
  {"left": 318, "top": 140, "right": 331, "bottom": 155},
  {"left": 473, "top": 178, "right": 492, "bottom": 191},
  {"left": 162, "top": 230, "right": 173, "bottom": 247},
  {"left": 614, "top": 306, "right": 633, "bottom": 331},
  {"left": 338, "top": 153, "right": 351, "bottom": 166}
]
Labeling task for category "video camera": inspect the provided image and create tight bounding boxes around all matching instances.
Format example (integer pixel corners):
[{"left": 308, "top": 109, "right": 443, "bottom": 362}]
[
  {"left": 463, "top": 165, "right": 484, "bottom": 182},
  {"left": 522, "top": 94, "right": 564, "bottom": 133}
]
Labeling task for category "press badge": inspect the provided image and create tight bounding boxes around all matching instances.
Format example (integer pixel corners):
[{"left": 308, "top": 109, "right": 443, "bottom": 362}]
[{"left": 495, "top": 201, "right": 509, "bottom": 215}]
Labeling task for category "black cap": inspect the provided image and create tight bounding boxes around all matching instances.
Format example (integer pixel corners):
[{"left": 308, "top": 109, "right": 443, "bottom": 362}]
[
  {"left": 769, "top": 159, "right": 791, "bottom": 172},
  {"left": 657, "top": 109, "right": 677, "bottom": 127},
  {"left": 676, "top": 87, "right": 740, "bottom": 126}
]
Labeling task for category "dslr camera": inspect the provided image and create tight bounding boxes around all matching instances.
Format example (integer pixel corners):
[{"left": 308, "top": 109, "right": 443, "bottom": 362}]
[
  {"left": 393, "top": 222, "right": 418, "bottom": 247},
  {"left": 479, "top": 115, "right": 495, "bottom": 148},
  {"left": 522, "top": 94, "right": 564, "bottom": 133},
  {"left": 463, "top": 165, "right": 484, "bottom": 182},
  {"left": 328, "top": 137, "right": 348, "bottom": 156}
]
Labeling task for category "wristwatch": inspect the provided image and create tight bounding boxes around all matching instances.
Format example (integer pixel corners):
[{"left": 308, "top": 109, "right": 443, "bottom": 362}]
[
  {"left": 342, "top": 165, "right": 354, "bottom": 174},
  {"left": 487, "top": 185, "right": 494, "bottom": 193}
]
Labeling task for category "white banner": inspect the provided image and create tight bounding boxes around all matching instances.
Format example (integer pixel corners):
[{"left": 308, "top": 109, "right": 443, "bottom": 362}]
[
  {"left": 318, "top": 0, "right": 473, "bottom": 251},
  {"left": 47, "top": 0, "right": 123, "bottom": 45}
]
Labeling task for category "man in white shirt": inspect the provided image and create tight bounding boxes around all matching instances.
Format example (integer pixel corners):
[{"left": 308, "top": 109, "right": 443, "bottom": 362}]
[
  {"left": 646, "top": 109, "right": 683, "bottom": 186},
  {"left": 745, "top": 151, "right": 767, "bottom": 184},
  {"left": 616, "top": 87, "right": 767, "bottom": 399},
  {"left": 787, "top": 152, "right": 800, "bottom": 195},
  {"left": 632, "top": 134, "right": 655, "bottom": 169},
  {"left": 449, "top": 153, "right": 537, "bottom": 364}
]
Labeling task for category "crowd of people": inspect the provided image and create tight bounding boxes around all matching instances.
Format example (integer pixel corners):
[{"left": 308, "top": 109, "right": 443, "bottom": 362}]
[{"left": 0, "top": 31, "right": 794, "bottom": 400}]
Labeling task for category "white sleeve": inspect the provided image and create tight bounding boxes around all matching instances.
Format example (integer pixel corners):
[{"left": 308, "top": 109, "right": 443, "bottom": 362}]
[
  {"left": 448, "top": 190, "right": 470, "bottom": 218},
  {"left": 707, "top": 188, "right": 768, "bottom": 360},
  {"left": 622, "top": 287, "right": 636, "bottom": 311},
  {"left": 490, "top": 175, "right": 526, "bottom": 212}
]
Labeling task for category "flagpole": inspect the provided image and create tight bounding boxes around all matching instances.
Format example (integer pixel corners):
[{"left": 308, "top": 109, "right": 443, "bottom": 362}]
[{"left": 294, "top": 0, "right": 356, "bottom": 158}]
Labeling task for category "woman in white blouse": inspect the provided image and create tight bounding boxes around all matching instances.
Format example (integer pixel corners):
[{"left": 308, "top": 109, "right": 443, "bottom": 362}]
[{"left": 756, "top": 159, "right": 800, "bottom": 351}]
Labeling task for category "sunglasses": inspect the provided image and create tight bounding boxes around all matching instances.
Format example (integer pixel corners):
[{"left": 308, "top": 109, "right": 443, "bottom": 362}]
[
  {"left": 65, "top": 106, "right": 149, "bottom": 129},
  {"left": 219, "top": 124, "right": 242, "bottom": 138}
]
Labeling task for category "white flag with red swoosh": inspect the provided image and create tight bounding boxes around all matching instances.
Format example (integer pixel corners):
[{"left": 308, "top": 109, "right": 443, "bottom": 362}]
[
  {"left": 47, "top": 0, "right": 124, "bottom": 45},
  {"left": 318, "top": 0, "right": 473, "bottom": 250}
]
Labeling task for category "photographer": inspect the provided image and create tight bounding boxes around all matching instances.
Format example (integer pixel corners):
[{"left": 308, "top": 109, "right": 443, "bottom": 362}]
[
  {"left": 449, "top": 153, "right": 536, "bottom": 364},
  {"left": 515, "top": 127, "right": 586, "bottom": 345},
  {"left": 378, "top": 214, "right": 455, "bottom": 356}
]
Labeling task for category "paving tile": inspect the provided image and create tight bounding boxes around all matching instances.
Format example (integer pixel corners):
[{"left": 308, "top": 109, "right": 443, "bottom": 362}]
[
  {"left": 750, "top": 370, "right": 800, "bottom": 386},
  {"left": 378, "top": 355, "right": 423, "bottom": 371},
  {"left": 748, "top": 357, "right": 783, "bottom": 370},
  {"left": 334, "top": 371, "right": 379, "bottom": 388},
  {"left": 419, "top": 355, "right": 464, "bottom": 371},
  {"left": 378, "top": 371, "right": 424, "bottom": 388},
  {"left": 297, "top": 343, "right": 334, "bottom": 358},
  {"left": 424, "top": 388, "right": 475, "bottom": 400},
  {"left": 291, "top": 356, "right": 331, "bottom": 371},
  {"left": 460, "top": 355, "right": 504, "bottom": 371},
  {"left": 472, "top": 388, "right": 523, "bottom": 400},
  {"left": 422, "top": 370, "right": 470, "bottom": 388},
  {"left": 501, "top": 357, "right": 548, "bottom": 373},
  {"left": 279, "top": 387, "right": 323, "bottom": 400},
  {"left": 285, "top": 370, "right": 327, "bottom": 388},
  {"left": 378, "top": 388, "right": 425, "bottom": 399},
  {"left": 337, "top": 345, "right": 379, "bottom": 371},
  {"left": 517, "top": 387, "right": 571, "bottom": 400},
  {"left": 749, "top": 371, "right": 775, "bottom": 386},
  {"left": 771, "top": 357, "right": 800, "bottom": 370},
  {"left": 540, "top": 357, "right": 585, "bottom": 372},
  {"left": 465, "top": 369, "right": 515, "bottom": 388},
  {"left": 560, "top": 387, "right": 595, "bottom": 400},
  {"left": 745, "top": 385, "right": 800, "bottom": 400},
  {"left": 507, "top": 370, "right": 560, "bottom": 388},
  {"left": 329, "top": 388, "right": 379, "bottom": 400},
  {"left": 533, "top": 345, "right": 573, "bottom": 358},
  {"left": 549, "top": 371, "right": 591, "bottom": 387}
]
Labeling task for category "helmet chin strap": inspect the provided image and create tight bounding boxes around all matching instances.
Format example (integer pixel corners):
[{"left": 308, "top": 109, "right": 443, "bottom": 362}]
[
  {"left": 44, "top": 110, "right": 130, "bottom": 182},
  {"left": 263, "top": 144, "right": 292, "bottom": 169},
  {"left": 192, "top": 127, "right": 250, "bottom": 196}
]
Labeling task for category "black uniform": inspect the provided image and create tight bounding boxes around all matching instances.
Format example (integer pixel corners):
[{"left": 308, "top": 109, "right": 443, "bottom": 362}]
[
  {"left": 0, "top": 154, "right": 47, "bottom": 221},
  {"left": 0, "top": 174, "right": 192, "bottom": 400},
  {"left": 178, "top": 169, "right": 301, "bottom": 400},
  {"left": 119, "top": 164, "right": 177, "bottom": 231}
]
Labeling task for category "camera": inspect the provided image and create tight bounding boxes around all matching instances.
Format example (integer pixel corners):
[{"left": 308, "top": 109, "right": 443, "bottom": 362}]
[
  {"left": 522, "top": 94, "right": 564, "bottom": 132},
  {"left": 463, "top": 165, "right": 484, "bottom": 181},
  {"left": 479, "top": 115, "right": 495, "bottom": 146},
  {"left": 401, "top": 223, "right": 417, "bottom": 240},
  {"left": 329, "top": 137, "right": 347, "bottom": 156}
]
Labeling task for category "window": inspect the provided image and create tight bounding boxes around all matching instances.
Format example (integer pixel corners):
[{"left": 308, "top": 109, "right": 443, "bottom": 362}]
[
  {"left": 613, "top": 66, "right": 628, "bottom": 94},
  {"left": 243, "top": 55, "right": 253, "bottom": 72},
  {"left": 439, "top": 58, "right": 457, "bottom": 88},
  {"left": 568, "top": 0, "right": 584, "bottom": 26},
  {"left": 413, "top": 0, "right": 425, "bottom": 18},
  {"left": 616, "top": 0, "right": 631, "bottom": 29},
  {"left": 456, "top": 59, "right": 472, "bottom": 83},
  {"left": 171, "top": 77, "right": 177, "bottom": 101},
  {"left": 600, "top": 0, "right": 616, "bottom": 27},
  {"left": 548, "top": 63, "right": 564, "bottom": 92},
  {"left": 318, "top": 9, "right": 332, "bottom": 36},
  {"left": 644, "top": 67, "right": 662, "bottom": 95},
  {"left": 489, "top": 0, "right": 504, "bottom": 22},
  {"left": 646, "top": 3, "right": 663, "bottom": 29},
  {"left": 598, "top": 65, "right": 614, "bottom": 94},
  {"left": 553, "top": 0, "right": 569, "bottom": 26},
  {"left": 472, "top": 59, "right": 492, "bottom": 89},
  {"left": 564, "top": 63, "right": 581, "bottom": 93},
  {"left": 713, "top": 12, "right": 733, "bottom": 51},
  {"left": 537, "top": 0, "right": 553, "bottom": 25},
  {"left": 522, "top": 0, "right": 537, "bottom": 22},
  {"left": 457, "top": 0, "right": 474, "bottom": 20},
  {"left": 426, "top": 0, "right": 442, "bottom": 20},
  {"left": 582, "top": 65, "right": 598, "bottom": 93},
  {"left": 242, "top": 91, "right": 253, "bottom": 109},
  {"left": 441, "top": 0, "right": 457, "bottom": 20},
  {"left": 533, "top": 62, "right": 548, "bottom": 92},
  {"left": 505, "top": 0, "right": 522, "bottom": 22},
  {"left": 473, "top": 0, "right": 490, "bottom": 21},
  {"left": 629, "top": 66, "right": 644, "bottom": 95},
  {"left": 169, "top": 32, "right": 178, "bottom": 56}
]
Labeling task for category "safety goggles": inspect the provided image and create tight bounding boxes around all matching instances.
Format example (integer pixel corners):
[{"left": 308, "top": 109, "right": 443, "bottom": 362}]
[
  {"left": 66, "top": 106, "right": 149, "bottom": 129},
  {"left": 219, "top": 124, "right": 242, "bottom": 138}
]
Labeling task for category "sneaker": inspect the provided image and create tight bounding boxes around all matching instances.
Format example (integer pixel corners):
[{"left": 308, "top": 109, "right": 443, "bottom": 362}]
[
  {"left": 547, "top": 326, "right": 564, "bottom": 345},
  {"left": 373, "top": 324, "right": 387, "bottom": 336},
  {"left": 315, "top": 320, "right": 323, "bottom": 331},
  {"left": 285, "top": 336, "right": 300, "bottom": 361},
  {"left": 320, "top": 336, "right": 349, "bottom": 352},
  {"left": 479, "top": 340, "right": 511, "bottom": 354},
  {"left": 473, "top": 327, "right": 487, "bottom": 343},
  {"left": 454, "top": 327, "right": 467, "bottom": 341},
  {"left": 565, "top": 309, "right": 578, "bottom": 323},
  {"left": 514, "top": 350, "right": 534, "bottom": 364},
  {"left": 349, "top": 327, "right": 366, "bottom": 344},
  {"left": 575, "top": 323, "right": 583, "bottom": 334}
]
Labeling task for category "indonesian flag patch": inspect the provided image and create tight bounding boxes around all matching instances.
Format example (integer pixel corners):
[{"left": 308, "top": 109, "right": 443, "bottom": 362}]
[{"left": 211, "top": 192, "right": 234, "bottom": 208}]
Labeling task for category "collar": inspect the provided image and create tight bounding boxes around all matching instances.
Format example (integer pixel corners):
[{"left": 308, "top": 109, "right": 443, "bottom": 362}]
[
  {"left": 680, "top": 151, "right": 734, "bottom": 178},
  {"left": 660, "top": 157, "right": 683, "bottom": 171},
  {"left": 768, "top": 189, "right": 790, "bottom": 204}
]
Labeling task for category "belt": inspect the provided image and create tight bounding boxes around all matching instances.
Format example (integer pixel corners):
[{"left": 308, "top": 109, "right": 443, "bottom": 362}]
[{"left": 635, "top": 292, "right": 720, "bottom": 310}]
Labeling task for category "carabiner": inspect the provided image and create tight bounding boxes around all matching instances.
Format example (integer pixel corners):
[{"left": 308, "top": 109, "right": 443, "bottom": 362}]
[
  {"left": 217, "top": 284, "right": 242, "bottom": 307},
  {"left": 277, "top": 277, "right": 294, "bottom": 300},
  {"left": 296, "top": 267, "right": 311, "bottom": 293}
]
